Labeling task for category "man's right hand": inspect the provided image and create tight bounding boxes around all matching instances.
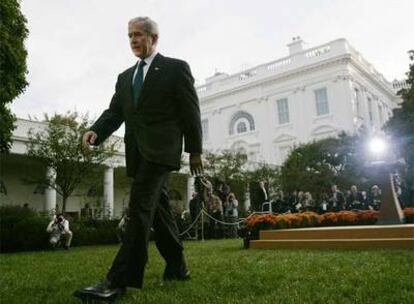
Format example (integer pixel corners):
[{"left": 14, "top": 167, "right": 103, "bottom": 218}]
[{"left": 82, "top": 131, "right": 98, "bottom": 147}]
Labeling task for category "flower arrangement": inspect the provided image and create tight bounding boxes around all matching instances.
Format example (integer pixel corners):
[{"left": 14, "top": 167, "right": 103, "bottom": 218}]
[
  {"left": 243, "top": 208, "right": 413, "bottom": 239},
  {"left": 403, "top": 208, "right": 414, "bottom": 223}
]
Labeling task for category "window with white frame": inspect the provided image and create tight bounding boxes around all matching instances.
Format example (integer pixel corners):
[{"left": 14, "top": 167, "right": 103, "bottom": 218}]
[
  {"left": 314, "top": 87, "right": 329, "bottom": 116},
  {"left": 277, "top": 98, "right": 290, "bottom": 124},
  {"left": 201, "top": 119, "right": 209, "bottom": 141}
]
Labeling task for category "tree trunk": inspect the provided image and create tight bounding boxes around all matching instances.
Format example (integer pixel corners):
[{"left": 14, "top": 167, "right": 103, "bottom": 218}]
[{"left": 62, "top": 195, "right": 67, "bottom": 213}]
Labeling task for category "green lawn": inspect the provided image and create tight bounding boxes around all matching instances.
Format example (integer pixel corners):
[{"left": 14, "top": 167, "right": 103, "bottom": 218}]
[{"left": 1, "top": 239, "right": 413, "bottom": 304}]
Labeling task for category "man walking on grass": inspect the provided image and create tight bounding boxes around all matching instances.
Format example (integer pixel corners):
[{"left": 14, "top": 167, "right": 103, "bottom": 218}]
[{"left": 76, "top": 16, "right": 203, "bottom": 300}]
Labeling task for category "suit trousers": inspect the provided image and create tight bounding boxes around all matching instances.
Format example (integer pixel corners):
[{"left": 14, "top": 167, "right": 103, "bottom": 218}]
[{"left": 106, "top": 153, "right": 185, "bottom": 288}]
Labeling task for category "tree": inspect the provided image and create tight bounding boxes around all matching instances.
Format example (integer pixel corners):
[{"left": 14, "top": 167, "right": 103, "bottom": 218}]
[
  {"left": 203, "top": 150, "right": 248, "bottom": 204},
  {"left": 27, "top": 112, "right": 118, "bottom": 212},
  {"left": 203, "top": 150, "right": 248, "bottom": 184},
  {"left": 0, "top": 0, "right": 29, "bottom": 153},
  {"left": 280, "top": 132, "right": 372, "bottom": 200},
  {"left": 384, "top": 50, "right": 414, "bottom": 205}
]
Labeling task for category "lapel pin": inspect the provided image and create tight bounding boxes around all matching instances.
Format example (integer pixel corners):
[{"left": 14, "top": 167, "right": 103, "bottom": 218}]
[{"left": 154, "top": 67, "right": 160, "bottom": 71}]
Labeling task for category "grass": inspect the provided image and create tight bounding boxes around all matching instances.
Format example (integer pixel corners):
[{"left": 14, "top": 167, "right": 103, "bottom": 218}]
[{"left": 1, "top": 239, "right": 413, "bottom": 304}]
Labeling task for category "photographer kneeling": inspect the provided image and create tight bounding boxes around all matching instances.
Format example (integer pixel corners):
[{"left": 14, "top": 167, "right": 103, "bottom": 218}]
[{"left": 46, "top": 213, "right": 73, "bottom": 250}]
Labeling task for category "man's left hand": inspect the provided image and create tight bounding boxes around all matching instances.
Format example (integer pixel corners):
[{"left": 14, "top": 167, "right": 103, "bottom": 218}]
[{"left": 190, "top": 154, "right": 203, "bottom": 176}]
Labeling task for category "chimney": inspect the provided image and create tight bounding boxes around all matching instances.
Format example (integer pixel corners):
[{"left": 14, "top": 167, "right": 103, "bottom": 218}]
[{"left": 287, "top": 36, "right": 304, "bottom": 55}]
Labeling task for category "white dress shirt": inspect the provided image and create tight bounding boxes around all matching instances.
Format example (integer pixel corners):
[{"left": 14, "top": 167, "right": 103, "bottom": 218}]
[{"left": 132, "top": 51, "right": 158, "bottom": 84}]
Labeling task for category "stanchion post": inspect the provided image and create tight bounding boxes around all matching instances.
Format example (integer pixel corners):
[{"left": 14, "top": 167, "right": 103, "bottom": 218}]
[{"left": 201, "top": 210, "right": 205, "bottom": 241}]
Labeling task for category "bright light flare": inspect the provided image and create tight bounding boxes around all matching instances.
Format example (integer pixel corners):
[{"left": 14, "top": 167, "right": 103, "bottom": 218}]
[{"left": 369, "top": 137, "right": 387, "bottom": 155}]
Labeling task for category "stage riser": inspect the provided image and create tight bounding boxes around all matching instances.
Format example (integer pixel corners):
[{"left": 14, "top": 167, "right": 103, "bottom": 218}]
[
  {"left": 250, "top": 239, "right": 414, "bottom": 249},
  {"left": 260, "top": 225, "right": 414, "bottom": 240},
  {"left": 251, "top": 224, "right": 414, "bottom": 249}
]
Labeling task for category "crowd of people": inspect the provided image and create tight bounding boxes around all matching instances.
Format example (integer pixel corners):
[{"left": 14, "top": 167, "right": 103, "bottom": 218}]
[
  {"left": 184, "top": 175, "right": 391, "bottom": 239},
  {"left": 188, "top": 177, "right": 239, "bottom": 238},
  {"left": 262, "top": 184, "right": 383, "bottom": 214}
]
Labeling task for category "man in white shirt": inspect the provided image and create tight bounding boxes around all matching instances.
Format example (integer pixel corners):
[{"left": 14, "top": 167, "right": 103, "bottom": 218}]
[{"left": 46, "top": 213, "right": 73, "bottom": 249}]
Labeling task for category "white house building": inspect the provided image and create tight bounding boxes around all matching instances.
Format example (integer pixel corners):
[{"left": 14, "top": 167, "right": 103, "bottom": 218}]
[{"left": 197, "top": 38, "right": 401, "bottom": 165}]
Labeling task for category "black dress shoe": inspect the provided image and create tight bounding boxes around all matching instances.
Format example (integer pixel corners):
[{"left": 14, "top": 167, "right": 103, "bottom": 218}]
[{"left": 75, "top": 279, "right": 126, "bottom": 298}]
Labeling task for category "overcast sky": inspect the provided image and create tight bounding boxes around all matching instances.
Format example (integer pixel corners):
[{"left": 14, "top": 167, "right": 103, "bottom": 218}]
[{"left": 12, "top": 0, "right": 414, "bottom": 135}]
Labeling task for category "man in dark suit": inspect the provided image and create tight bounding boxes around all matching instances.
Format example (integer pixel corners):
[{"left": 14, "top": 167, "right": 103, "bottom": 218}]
[
  {"left": 77, "top": 16, "right": 203, "bottom": 299},
  {"left": 328, "top": 184, "right": 345, "bottom": 211}
]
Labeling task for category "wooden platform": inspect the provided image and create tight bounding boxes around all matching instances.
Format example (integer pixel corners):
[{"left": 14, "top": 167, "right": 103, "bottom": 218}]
[{"left": 249, "top": 224, "right": 414, "bottom": 249}]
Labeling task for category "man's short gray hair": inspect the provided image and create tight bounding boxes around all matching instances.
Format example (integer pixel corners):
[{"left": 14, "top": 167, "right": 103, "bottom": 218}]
[{"left": 128, "top": 16, "right": 159, "bottom": 36}]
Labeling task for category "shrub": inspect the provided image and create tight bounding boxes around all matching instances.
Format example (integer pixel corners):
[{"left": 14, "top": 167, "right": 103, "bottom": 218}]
[
  {"left": 0, "top": 205, "right": 120, "bottom": 252},
  {"left": 0, "top": 206, "right": 50, "bottom": 252}
]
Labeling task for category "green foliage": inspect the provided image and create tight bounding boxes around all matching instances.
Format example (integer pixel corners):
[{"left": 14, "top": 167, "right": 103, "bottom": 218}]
[
  {"left": 384, "top": 50, "right": 414, "bottom": 204},
  {"left": 0, "top": 0, "right": 29, "bottom": 153},
  {"left": 0, "top": 205, "right": 50, "bottom": 252},
  {"left": 0, "top": 205, "right": 120, "bottom": 252},
  {"left": 0, "top": 104, "right": 17, "bottom": 154},
  {"left": 203, "top": 149, "right": 248, "bottom": 183},
  {"left": 203, "top": 149, "right": 249, "bottom": 203},
  {"left": 70, "top": 218, "right": 119, "bottom": 246},
  {"left": 26, "top": 111, "right": 118, "bottom": 211},
  {"left": 280, "top": 132, "right": 373, "bottom": 198}
]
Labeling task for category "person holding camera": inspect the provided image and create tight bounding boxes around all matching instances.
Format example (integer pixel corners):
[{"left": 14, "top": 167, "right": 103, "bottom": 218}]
[
  {"left": 224, "top": 192, "right": 239, "bottom": 238},
  {"left": 46, "top": 213, "right": 73, "bottom": 250}
]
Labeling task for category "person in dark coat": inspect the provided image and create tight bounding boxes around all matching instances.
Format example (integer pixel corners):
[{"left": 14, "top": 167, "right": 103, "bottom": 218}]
[{"left": 77, "top": 16, "right": 203, "bottom": 298}]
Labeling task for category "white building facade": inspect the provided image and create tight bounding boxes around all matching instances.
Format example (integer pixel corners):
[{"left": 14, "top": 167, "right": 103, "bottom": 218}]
[{"left": 198, "top": 38, "right": 400, "bottom": 165}]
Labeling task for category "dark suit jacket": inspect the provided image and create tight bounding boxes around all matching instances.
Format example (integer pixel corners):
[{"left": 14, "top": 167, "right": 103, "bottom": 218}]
[{"left": 90, "top": 53, "right": 202, "bottom": 177}]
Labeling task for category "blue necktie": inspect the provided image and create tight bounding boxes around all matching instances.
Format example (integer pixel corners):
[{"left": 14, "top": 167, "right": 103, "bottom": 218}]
[{"left": 132, "top": 60, "right": 146, "bottom": 106}]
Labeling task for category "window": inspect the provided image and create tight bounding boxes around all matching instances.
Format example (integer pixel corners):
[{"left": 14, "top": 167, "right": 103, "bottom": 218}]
[
  {"left": 367, "top": 97, "right": 373, "bottom": 125},
  {"left": 229, "top": 111, "right": 255, "bottom": 135},
  {"left": 277, "top": 98, "right": 290, "bottom": 124},
  {"left": 314, "top": 88, "right": 329, "bottom": 116},
  {"left": 201, "top": 119, "right": 209, "bottom": 141},
  {"left": 354, "top": 88, "right": 362, "bottom": 117},
  {"left": 378, "top": 104, "right": 384, "bottom": 126},
  {"left": 236, "top": 121, "right": 247, "bottom": 134}
]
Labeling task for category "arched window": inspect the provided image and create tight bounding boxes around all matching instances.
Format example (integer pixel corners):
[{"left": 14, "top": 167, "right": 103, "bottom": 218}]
[
  {"left": 229, "top": 111, "right": 255, "bottom": 135},
  {"left": 236, "top": 121, "right": 247, "bottom": 134}
]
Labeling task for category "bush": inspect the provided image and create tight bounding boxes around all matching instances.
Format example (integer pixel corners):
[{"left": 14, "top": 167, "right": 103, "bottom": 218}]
[
  {"left": 0, "top": 205, "right": 120, "bottom": 253},
  {"left": 70, "top": 218, "right": 119, "bottom": 246},
  {"left": 0, "top": 206, "right": 50, "bottom": 252}
]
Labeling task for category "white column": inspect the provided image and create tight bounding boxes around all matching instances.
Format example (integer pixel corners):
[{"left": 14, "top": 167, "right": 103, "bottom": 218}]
[
  {"left": 103, "top": 167, "right": 114, "bottom": 218},
  {"left": 186, "top": 175, "right": 195, "bottom": 210},
  {"left": 44, "top": 167, "right": 56, "bottom": 217},
  {"left": 244, "top": 184, "right": 251, "bottom": 212}
]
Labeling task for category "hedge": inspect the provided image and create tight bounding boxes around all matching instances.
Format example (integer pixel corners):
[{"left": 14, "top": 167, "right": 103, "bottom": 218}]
[{"left": 0, "top": 205, "right": 119, "bottom": 253}]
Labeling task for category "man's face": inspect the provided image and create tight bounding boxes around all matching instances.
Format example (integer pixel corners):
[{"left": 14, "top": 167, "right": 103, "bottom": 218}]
[{"left": 128, "top": 21, "right": 157, "bottom": 59}]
